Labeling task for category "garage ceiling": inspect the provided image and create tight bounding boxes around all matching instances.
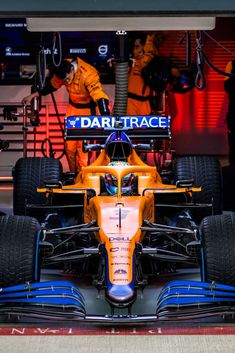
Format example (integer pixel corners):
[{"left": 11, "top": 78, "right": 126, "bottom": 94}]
[{"left": 0, "top": 0, "right": 235, "bottom": 16}]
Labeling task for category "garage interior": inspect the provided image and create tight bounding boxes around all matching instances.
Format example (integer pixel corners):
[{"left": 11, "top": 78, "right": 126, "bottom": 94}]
[
  {"left": 1, "top": 1, "right": 235, "bottom": 352},
  {"left": 1, "top": 17, "right": 235, "bottom": 211}
]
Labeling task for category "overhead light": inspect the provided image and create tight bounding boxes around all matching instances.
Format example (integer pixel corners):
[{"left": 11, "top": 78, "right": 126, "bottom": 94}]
[{"left": 26, "top": 17, "right": 216, "bottom": 32}]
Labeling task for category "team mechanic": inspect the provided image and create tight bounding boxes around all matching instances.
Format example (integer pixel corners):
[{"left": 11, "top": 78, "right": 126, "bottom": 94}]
[
  {"left": 127, "top": 33, "right": 159, "bottom": 116},
  {"left": 127, "top": 33, "right": 194, "bottom": 117},
  {"left": 22, "top": 58, "right": 110, "bottom": 172}
]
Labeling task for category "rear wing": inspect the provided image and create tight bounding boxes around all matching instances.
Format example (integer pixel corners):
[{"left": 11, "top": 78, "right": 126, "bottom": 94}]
[{"left": 64, "top": 115, "right": 171, "bottom": 141}]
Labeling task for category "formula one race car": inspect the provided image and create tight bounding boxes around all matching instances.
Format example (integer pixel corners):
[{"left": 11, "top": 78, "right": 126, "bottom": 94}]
[{"left": 0, "top": 115, "right": 235, "bottom": 323}]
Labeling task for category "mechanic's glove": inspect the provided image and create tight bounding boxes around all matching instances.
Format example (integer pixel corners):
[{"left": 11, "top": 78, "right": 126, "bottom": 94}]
[{"left": 97, "top": 98, "right": 110, "bottom": 116}]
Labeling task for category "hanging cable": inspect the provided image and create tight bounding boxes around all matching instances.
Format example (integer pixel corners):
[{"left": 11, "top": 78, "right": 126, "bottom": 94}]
[
  {"left": 37, "top": 33, "right": 64, "bottom": 159},
  {"left": 203, "top": 52, "right": 235, "bottom": 78},
  {"left": 178, "top": 31, "right": 191, "bottom": 67},
  {"left": 195, "top": 31, "right": 206, "bottom": 90},
  {"left": 50, "top": 92, "right": 66, "bottom": 145},
  {"left": 41, "top": 138, "right": 55, "bottom": 158},
  {"left": 40, "top": 92, "right": 66, "bottom": 160},
  {"left": 186, "top": 32, "right": 191, "bottom": 67},
  {"left": 37, "top": 46, "right": 47, "bottom": 90},
  {"left": 201, "top": 31, "right": 235, "bottom": 78},
  {"left": 203, "top": 31, "right": 235, "bottom": 58},
  {"left": 194, "top": 30, "right": 235, "bottom": 90},
  {"left": 52, "top": 32, "right": 62, "bottom": 68}
]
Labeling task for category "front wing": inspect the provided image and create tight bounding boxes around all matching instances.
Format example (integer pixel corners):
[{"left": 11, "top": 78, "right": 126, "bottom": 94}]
[{"left": 1, "top": 280, "right": 235, "bottom": 322}]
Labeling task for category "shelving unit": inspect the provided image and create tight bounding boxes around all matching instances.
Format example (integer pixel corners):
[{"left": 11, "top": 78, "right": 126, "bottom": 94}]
[{"left": 0, "top": 102, "right": 67, "bottom": 176}]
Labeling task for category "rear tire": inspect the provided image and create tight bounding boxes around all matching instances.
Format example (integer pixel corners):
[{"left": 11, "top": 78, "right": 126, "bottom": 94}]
[
  {"left": 175, "top": 156, "right": 222, "bottom": 215},
  {"left": 201, "top": 214, "right": 235, "bottom": 285},
  {"left": 13, "top": 157, "right": 62, "bottom": 216},
  {"left": 0, "top": 215, "right": 41, "bottom": 287}
]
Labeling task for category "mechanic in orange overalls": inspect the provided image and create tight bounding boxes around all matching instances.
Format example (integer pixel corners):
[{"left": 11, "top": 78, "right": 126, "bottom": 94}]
[
  {"left": 127, "top": 33, "right": 159, "bottom": 116},
  {"left": 22, "top": 58, "right": 110, "bottom": 172}
]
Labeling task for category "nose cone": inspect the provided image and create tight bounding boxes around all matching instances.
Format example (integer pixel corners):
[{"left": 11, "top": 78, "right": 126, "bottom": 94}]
[{"left": 107, "top": 285, "right": 135, "bottom": 304}]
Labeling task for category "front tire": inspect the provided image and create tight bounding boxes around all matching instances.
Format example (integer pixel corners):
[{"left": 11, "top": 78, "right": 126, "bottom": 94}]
[
  {"left": 0, "top": 215, "right": 41, "bottom": 287},
  {"left": 201, "top": 214, "right": 235, "bottom": 285}
]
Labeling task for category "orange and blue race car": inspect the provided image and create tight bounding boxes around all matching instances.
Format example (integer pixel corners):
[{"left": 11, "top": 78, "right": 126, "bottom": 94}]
[{"left": 0, "top": 115, "right": 235, "bottom": 323}]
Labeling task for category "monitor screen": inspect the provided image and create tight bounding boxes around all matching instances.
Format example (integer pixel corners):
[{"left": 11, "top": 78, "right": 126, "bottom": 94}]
[
  {"left": 0, "top": 18, "right": 116, "bottom": 83},
  {"left": 0, "top": 18, "right": 40, "bottom": 64}
]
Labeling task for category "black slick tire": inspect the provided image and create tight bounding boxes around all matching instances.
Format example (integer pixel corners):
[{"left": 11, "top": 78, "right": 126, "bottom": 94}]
[
  {"left": 201, "top": 214, "right": 235, "bottom": 285},
  {"left": 13, "top": 157, "right": 62, "bottom": 215},
  {"left": 0, "top": 215, "right": 41, "bottom": 287},
  {"left": 175, "top": 156, "right": 222, "bottom": 216}
]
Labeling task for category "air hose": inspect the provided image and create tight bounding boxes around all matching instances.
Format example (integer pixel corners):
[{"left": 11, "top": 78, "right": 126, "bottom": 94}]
[
  {"left": 112, "top": 31, "right": 129, "bottom": 117},
  {"left": 113, "top": 61, "right": 129, "bottom": 116}
]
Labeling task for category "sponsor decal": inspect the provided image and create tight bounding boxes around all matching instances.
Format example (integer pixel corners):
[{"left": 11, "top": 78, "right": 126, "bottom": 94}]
[
  {"left": 43, "top": 48, "right": 58, "bottom": 55},
  {"left": 110, "top": 247, "right": 119, "bottom": 253},
  {"left": 114, "top": 269, "right": 127, "bottom": 274},
  {"left": 109, "top": 209, "right": 130, "bottom": 220},
  {"left": 5, "top": 46, "right": 56, "bottom": 58},
  {"left": 5, "top": 46, "right": 30, "bottom": 57},
  {"left": 66, "top": 115, "right": 169, "bottom": 129},
  {"left": 109, "top": 237, "right": 131, "bottom": 242},
  {"left": 111, "top": 255, "right": 131, "bottom": 259},
  {"left": 120, "top": 247, "right": 131, "bottom": 252},
  {"left": 98, "top": 44, "right": 108, "bottom": 56},
  {"left": 70, "top": 48, "right": 87, "bottom": 54},
  {"left": 5, "top": 23, "right": 27, "bottom": 28}
]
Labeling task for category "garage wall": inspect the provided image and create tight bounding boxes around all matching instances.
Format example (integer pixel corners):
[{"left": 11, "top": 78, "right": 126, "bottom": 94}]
[{"left": 158, "top": 26, "right": 231, "bottom": 156}]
